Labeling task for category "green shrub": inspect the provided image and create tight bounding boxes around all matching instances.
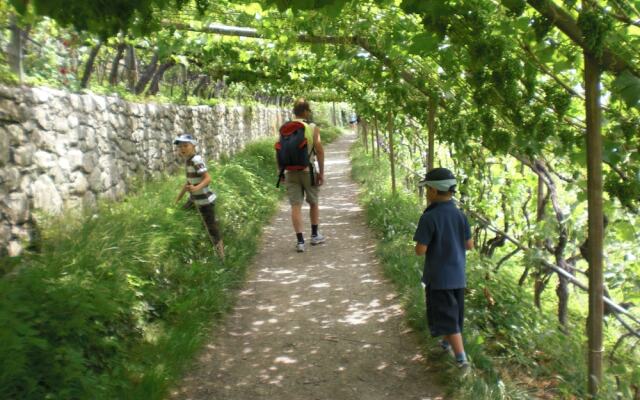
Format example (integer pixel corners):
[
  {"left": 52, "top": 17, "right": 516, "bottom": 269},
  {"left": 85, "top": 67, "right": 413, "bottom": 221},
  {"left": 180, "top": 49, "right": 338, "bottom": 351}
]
[{"left": 349, "top": 144, "right": 640, "bottom": 399}]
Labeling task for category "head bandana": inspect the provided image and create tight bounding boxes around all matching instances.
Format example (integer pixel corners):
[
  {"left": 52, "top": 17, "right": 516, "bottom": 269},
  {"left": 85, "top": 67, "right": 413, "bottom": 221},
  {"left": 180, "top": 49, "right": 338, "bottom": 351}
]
[
  {"left": 418, "top": 167, "right": 457, "bottom": 192},
  {"left": 421, "top": 178, "right": 457, "bottom": 192}
]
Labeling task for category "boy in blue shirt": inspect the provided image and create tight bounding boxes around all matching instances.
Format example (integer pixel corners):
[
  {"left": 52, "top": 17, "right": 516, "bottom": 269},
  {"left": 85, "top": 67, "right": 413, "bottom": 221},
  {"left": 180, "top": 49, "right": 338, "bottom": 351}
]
[{"left": 413, "top": 168, "right": 474, "bottom": 370}]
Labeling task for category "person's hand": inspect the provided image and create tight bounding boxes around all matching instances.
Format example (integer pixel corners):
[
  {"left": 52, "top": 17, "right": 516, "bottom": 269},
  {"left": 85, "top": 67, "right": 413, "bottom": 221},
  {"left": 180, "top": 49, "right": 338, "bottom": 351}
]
[
  {"left": 317, "top": 173, "right": 324, "bottom": 186},
  {"left": 186, "top": 184, "right": 196, "bottom": 193}
]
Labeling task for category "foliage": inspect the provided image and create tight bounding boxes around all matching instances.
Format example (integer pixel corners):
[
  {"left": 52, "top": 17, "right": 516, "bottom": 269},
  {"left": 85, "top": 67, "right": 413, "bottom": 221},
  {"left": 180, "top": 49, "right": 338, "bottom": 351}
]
[
  {"left": 350, "top": 143, "right": 640, "bottom": 398},
  {"left": 0, "top": 137, "right": 283, "bottom": 399}
]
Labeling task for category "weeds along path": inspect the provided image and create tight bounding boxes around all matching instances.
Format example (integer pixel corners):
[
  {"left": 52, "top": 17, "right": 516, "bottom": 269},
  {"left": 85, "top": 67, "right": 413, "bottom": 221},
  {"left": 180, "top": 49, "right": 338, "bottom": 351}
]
[{"left": 170, "top": 132, "right": 444, "bottom": 400}]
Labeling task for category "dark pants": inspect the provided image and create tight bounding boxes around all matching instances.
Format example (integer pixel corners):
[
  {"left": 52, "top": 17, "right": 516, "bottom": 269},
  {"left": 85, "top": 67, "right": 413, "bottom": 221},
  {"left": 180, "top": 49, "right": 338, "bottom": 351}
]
[
  {"left": 425, "top": 286, "right": 465, "bottom": 337},
  {"left": 197, "top": 203, "right": 221, "bottom": 245}
]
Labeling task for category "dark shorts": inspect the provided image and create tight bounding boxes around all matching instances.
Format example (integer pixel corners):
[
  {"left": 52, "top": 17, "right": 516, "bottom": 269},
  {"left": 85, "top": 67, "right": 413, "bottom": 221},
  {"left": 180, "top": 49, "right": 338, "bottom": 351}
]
[{"left": 425, "top": 286, "right": 465, "bottom": 337}]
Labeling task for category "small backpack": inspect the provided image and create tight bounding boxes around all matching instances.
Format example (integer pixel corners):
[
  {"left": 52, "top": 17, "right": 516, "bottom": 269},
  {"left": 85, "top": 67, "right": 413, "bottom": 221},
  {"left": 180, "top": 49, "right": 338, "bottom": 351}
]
[{"left": 275, "top": 120, "right": 314, "bottom": 187}]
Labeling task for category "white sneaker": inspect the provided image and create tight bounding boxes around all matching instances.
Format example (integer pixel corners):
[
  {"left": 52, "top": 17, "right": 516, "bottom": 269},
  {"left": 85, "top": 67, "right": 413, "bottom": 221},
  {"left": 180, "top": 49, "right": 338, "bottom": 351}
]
[
  {"left": 310, "top": 233, "right": 325, "bottom": 245},
  {"left": 296, "top": 242, "right": 305, "bottom": 252}
]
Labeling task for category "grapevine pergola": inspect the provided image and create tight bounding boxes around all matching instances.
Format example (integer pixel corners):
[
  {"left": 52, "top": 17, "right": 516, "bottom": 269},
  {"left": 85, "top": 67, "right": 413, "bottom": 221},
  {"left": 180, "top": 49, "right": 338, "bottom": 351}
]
[{"left": 5, "top": 0, "right": 640, "bottom": 397}]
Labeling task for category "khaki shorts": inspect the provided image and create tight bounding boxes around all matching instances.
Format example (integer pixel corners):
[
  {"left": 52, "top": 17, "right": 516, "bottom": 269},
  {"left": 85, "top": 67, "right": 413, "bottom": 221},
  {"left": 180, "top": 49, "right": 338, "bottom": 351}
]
[{"left": 285, "top": 170, "right": 319, "bottom": 205}]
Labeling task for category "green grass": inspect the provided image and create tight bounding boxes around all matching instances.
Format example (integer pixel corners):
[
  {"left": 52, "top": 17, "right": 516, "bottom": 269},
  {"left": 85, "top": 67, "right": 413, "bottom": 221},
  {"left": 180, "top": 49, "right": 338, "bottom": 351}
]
[
  {"left": 0, "top": 136, "right": 287, "bottom": 399},
  {"left": 0, "top": 127, "right": 344, "bottom": 400},
  {"left": 349, "top": 144, "right": 640, "bottom": 399}
]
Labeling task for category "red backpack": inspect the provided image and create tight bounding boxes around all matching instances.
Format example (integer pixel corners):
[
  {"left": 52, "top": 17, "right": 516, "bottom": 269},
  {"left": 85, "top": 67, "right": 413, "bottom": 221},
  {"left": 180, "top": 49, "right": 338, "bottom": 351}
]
[{"left": 275, "top": 120, "right": 314, "bottom": 187}]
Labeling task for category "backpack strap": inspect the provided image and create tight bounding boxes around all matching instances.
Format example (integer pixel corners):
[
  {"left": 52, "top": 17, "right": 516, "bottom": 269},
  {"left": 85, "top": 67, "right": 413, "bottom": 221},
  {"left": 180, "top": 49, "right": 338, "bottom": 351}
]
[{"left": 275, "top": 166, "right": 285, "bottom": 188}]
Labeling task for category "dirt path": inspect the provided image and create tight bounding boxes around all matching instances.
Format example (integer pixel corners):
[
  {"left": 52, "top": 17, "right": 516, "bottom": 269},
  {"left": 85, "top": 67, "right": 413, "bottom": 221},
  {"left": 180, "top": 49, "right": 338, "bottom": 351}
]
[{"left": 170, "top": 132, "right": 445, "bottom": 400}]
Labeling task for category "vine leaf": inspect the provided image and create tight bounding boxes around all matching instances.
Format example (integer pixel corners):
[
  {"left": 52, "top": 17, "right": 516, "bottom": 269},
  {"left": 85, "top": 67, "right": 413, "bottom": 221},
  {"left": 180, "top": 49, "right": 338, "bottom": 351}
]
[
  {"left": 409, "top": 32, "right": 440, "bottom": 55},
  {"left": 612, "top": 70, "right": 640, "bottom": 108}
]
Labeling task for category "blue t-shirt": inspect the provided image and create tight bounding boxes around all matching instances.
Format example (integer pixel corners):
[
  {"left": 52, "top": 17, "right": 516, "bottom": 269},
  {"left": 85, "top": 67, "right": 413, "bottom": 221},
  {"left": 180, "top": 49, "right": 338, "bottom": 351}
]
[{"left": 413, "top": 200, "right": 471, "bottom": 289}]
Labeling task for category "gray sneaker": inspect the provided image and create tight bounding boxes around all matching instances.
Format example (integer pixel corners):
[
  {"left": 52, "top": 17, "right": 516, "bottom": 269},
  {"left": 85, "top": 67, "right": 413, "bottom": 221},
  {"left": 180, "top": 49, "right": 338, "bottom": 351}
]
[
  {"left": 296, "top": 242, "right": 305, "bottom": 252},
  {"left": 310, "top": 233, "right": 326, "bottom": 245},
  {"left": 457, "top": 360, "right": 471, "bottom": 376}
]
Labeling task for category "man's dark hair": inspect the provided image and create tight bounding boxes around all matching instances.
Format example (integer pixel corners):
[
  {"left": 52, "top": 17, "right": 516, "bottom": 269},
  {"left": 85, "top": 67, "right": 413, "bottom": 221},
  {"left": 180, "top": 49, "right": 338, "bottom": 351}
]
[{"left": 293, "top": 98, "right": 311, "bottom": 116}]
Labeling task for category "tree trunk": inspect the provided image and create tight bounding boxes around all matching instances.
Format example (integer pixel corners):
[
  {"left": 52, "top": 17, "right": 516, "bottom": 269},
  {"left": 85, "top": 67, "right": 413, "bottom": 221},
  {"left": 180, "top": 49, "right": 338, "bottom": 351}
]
[
  {"left": 125, "top": 44, "right": 138, "bottom": 91},
  {"left": 146, "top": 59, "right": 176, "bottom": 95},
  {"left": 134, "top": 51, "right": 159, "bottom": 94},
  {"left": 388, "top": 113, "right": 396, "bottom": 194},
  {"left": 584, "top": 27, "right": 604, "bottom": 398},
  {"left": 363, "top": 120, "right": 369, "bottom": 153},
  {"left": 556, "top": 275, "right": 570, "bottom": 327},
  {"left": 7, "top": 14, "right": 24, "bottom": 81},
  {"left": 374, "top": 119, "right": 380, "bottom": 159},
  {"left": 370, "top": 120, "right": 376, "bottom": 153},
  {"left": 192, "top": 75, "right": 209, "bottom": 96},
  {"left": 427, "top": 95, "right": 437, "bottom": 171},
  {"left": 80, "top": 41, "right": 102, "bottom": 89},
  {"left": 332, "top": 102, "right": 337, "bottom": 126},
  {"left": 182, "top": 65, "right": 189, "bottom": 100},
  {"left": 109, "top": 43, "right": 126, "bottom": 86}
]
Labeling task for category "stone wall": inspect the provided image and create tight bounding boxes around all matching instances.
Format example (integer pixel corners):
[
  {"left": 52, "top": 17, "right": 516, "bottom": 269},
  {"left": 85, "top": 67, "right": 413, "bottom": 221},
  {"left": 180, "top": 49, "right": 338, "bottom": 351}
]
[{"left": 0, "top": 85, "right": 295, "bottom": 256}]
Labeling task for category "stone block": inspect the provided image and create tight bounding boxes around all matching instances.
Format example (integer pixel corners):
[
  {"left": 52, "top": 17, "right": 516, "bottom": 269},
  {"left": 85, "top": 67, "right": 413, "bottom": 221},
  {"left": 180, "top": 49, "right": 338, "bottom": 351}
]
[
  {"left": 5, "top": 124, "right": 26, "bottom": 145},
  {"left": 69, "top": 171, "right": 88, "bottom": 194},
  {"left": 67, "top": 114, "right": 80, "bottom": 129},
  {"left": 67, "top": 149, "right": 84, "bottom": 170},
  {"left": 53, "top": 116, "right": 69, "bottom": 132},
  {"left": 31, "top": 87, "right": 52, "bottom": 103},
  {"left": 5, "top": 192, "right": 29, "bottom": 223},
  {"left": 34, "top": 150, "right": 56, "bottom": 170},
  {"left": 0, "top": 128, "right": 9, "bottom": 166},
  {"left": 1, "top": 167, "right": 21, "bottom": 190},
  {"left": 88, "top": 168, "right": 103, "bottom": 191},
  {"left": 7, "top": 240, "right": 23, "bottom": 257},
  {"left": 0, "top": 99, "right": 24, "bottom": 122},
  {"left": 34, "top": 108, "right": 54, "bottom": 130},
  {"left": 31, "top": 175, "right": 63, "bottom": 214},
  {"left": 31, "top": 129, "right": 57, "bottom": 152},
  {"left": 82, "top": 152, "right": 98, "bottom": 173},
  {"left": 83, "top": 190, "right": 96, "bottom": 209},
  {"left": 13, "top": 143, "right": 35, "bottom": 166}
]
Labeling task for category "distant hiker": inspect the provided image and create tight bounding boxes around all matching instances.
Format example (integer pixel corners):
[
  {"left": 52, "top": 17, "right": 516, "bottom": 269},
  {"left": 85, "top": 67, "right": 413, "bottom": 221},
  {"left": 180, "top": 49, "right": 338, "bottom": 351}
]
[
  {"left": 413, "top": 168, "right": 474, "bottom": 371},
  {"left": 174, "top": 133, "right": 225, "bottom": 260},
  {"left": 275, "top": 98, "right": 325, "bottom": 252}
]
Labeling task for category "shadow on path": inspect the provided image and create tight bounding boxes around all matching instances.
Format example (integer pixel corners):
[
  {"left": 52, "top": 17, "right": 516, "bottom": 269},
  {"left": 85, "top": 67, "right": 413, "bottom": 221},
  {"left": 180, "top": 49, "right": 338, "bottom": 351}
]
[{"left": 170, "top": 132, "right": 445, "bottom": 400}]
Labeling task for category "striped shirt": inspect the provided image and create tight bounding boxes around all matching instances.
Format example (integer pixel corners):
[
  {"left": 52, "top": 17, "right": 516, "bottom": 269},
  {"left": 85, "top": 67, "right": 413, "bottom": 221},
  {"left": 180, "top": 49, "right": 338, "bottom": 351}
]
[{"left": 186, "top": 154, "right": 216, "bottom": 206}]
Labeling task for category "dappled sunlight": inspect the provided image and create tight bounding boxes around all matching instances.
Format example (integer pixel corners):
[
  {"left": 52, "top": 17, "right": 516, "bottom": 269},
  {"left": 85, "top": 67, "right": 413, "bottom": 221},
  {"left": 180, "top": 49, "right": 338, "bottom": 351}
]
[{"left": 171, "top": 133, "right": 444, "bottom": 399}]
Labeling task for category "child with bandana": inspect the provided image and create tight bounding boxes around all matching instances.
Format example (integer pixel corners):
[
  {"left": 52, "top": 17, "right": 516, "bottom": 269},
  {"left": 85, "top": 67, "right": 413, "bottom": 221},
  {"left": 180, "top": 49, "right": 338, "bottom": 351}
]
[{"left": 413, "top": 168, "right": 474, "bottom": 371}]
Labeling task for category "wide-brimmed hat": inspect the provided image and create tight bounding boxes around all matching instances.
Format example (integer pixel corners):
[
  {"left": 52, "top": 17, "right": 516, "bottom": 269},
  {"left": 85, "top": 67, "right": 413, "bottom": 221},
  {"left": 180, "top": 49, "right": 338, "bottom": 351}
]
[
  {"left": 173, "top": 134, "right": 197, "bottom": 145},
  {"left": 418, "top": 167, "right": 457, "bottom": 192}
]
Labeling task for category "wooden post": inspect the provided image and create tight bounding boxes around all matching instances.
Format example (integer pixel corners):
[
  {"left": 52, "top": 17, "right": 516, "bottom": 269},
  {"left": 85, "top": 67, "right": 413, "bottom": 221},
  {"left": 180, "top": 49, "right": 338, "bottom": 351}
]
[
  {"left": 80, "top": 41, "right": 102, "bottom": 89},
  {"left": 584, "top": 48, "right": 604, "bottom": 397},
  {"left": 370, "top": 120, "right": 375, "bottom": 154},
  {"left": 374, "top": 119, "right": 381, "bottom": 159},
  {"left": 427, "top": 95, "right": 437, "bottom": 171},
  {"left": 388, "top": 113, "right": 397, "bottom": 194},
  {"left": 332, "top": 102, "right": 337, "bottom": 126},
  {"left": 7, "top": 14, "right": 23, "bottom": 82},
  {"left": 363, "top": 120, "right": 369, "bottom": 153}
]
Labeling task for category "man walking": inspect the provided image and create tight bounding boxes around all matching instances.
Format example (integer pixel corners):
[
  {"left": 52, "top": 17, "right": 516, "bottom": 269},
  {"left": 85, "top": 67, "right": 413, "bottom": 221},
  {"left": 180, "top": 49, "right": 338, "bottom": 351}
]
[{"left": 276, "top": 98, "right": 325, "bottom": 252}]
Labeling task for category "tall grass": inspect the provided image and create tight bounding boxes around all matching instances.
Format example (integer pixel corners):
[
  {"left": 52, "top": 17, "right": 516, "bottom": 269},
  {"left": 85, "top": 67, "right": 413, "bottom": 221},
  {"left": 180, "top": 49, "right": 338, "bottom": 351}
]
[
  {"left": 0, "top": 137, "right": 292, "bottom": 399},
  {"left": 350, "top": 144, "right": 638, "bottom": 399}
]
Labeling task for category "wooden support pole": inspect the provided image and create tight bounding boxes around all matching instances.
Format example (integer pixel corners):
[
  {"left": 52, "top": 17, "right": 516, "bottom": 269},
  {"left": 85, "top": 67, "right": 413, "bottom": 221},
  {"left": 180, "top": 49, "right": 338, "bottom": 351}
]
[
  {"left": 332, "top": 102, "right": 337, "bottom": 126},
  {"left": 584, "top": 39, "right": 604, "bottom": 399},
  {"left": 363, "top": 119, "right": 369, "bottom": 153},
  {"left": 374, "top": 119, "right": 381, "bottom": 159},
  {"left": 370, "top": 120, "right": 375, "bottom": 153},
  {"left": 388, "top": 113, "right": 397, "bottom": 194},
  {"left": 8, "top": 14, "right": 23, "bottom": 82},
  {"left": 427, "top": 95, "right": 437, "bottom": 172}
]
